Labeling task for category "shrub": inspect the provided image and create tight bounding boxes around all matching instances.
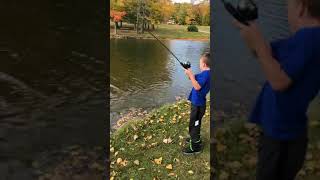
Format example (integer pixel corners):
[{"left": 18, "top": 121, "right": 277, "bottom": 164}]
[{"left": 187, "top": 25, "right": 198, "bottom": 32}]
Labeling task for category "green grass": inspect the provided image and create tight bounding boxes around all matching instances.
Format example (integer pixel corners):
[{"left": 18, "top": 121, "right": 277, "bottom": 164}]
[
  {"left": 214, "top": 98, "right": 320, "bottom": 180},
  {"left": 155, "top": 24, "right": 209, "bottom": 40},
  {"left": 110, "top": 23, "right": 209, "bottom": 40},
  {"left": 110, "top": 99, "right": 210, "bottom": 180}
]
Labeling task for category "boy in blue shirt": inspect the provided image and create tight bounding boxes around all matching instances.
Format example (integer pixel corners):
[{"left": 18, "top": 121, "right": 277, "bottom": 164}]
[
  {"left": 183, "top": 52, "right": 211, "bottom": 155},
  {"left": 233, "top": 0, "right": 320, "bottom": 179}
]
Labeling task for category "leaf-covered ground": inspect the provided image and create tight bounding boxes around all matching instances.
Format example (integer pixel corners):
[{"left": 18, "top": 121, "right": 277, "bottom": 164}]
[
  {"left": 33, "top": 145, "right": 104, "bottom": 180},
  {"left": 214, "top": 99, "right": 320, "bottom": 180},
  {"left": 110, "top": 99, "right": 210, "bottom": 179}
]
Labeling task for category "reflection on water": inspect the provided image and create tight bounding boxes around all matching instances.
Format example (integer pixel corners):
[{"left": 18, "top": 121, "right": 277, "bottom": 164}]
[
  {"left": 212, "top": 0, "right": 291, "bottom": 115},
  {"left": 110, "top": 39, "right": 209, "bottom": 124}
]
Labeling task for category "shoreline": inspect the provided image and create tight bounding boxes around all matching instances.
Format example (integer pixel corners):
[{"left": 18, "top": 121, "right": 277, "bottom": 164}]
[{"left": 110, "top": 34, "right": 209, "bottom": 42}]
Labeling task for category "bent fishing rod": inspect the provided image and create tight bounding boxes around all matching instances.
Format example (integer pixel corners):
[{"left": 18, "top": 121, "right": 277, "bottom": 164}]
[{"left": 146, "top": 30, "right": 191, "bottom": 69}]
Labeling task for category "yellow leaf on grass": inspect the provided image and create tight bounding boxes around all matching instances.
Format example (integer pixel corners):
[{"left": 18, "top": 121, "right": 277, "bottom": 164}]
[
  {"left": 166, "top": 164, "right": 173, "bottom": 170},
  {"left": 154, "top": 157, "right": 163, "bottom": 165},
  {"left": 134, "top": 160, "right": 140, "bottom": 165},
  {"left": 168, "top": 173, "right": 176, "bottom": 176},
  {"left": 110, "top": 147, "right": 114, "bottom": 153},
  {"left": 120, "top": 159, "right": 128, "bottom": 166},
  {"left": 163, "top": 138, "right": 173, "bottom": 144},
  {"left": 116, "top": 158, "right": 122, "bottom": 164},
  {"left": 188, "top": 170, "right": 194, "bottom": 174},
  {"left": 110, "top": 177, "right": 114, "bottom": 180},
  {"left": 114, "top": 151, "right": 119, "bottom": 156},
  {"left": 133, "top": 135, "right": 138, "bottom": 141}
]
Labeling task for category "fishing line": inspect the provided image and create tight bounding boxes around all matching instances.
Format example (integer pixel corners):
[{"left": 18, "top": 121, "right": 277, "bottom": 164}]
[{"left": 145, "top": 29, "right": 191, "bottom": 69}]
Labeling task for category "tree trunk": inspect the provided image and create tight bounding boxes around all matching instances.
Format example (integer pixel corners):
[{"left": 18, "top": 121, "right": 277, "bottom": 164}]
[
  {"left": 114, "top": 22, "right": 117, "bottom": 34},
  {"left": 119, "top": 21, "right": 122, "bottom": 28},
  {"left": 152, "top": 24, "right": 155, "bottom": 30}
]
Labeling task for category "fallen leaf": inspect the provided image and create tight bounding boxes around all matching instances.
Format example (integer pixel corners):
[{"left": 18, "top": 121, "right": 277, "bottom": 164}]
[
  {"left": 134, "top": 160, "right": 140, "bottom": 165},
  {"left": 188, "top": 170, "right": 194, "bottom": 174},
  {"left": 154, "top": 157, "right": 163, "bottom": 165},
  {"left": 133, "top": 135, "right": 139, "bottom": 141},
  {"left": 114, "top": 151, "right": 119, "bottom": 156},
  {"left": 116, "top": 158, "right": 122, "bottom": 164},
  {"left": 110, "top": 177, "right": 114, "bottom": 180},
  {"left": 163, "top": 138, "right": 173, "bottom": 144},
  {"left": 110, "top": 147, "right": 114, "bottom": 153},
  {"left": 168, "top": 173, "right": 176, "bottom": 176},
  {"left": 138, "top": 168, "right": 145, "bottom": 171},
  {"left": 120, "top": 159, "right": 128, "bottom": 166},
  {"left": 166, "top": 164, "right": 173, "bottom": 170}
]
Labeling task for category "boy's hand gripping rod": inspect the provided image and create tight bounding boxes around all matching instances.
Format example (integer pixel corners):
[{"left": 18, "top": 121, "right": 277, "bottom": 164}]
[{"left": 146, "top": 30, "right": 191, "bottom": 69}]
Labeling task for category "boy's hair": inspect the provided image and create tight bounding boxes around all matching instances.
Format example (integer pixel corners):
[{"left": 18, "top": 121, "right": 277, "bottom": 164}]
[
  {"left": 201, "top": 52, "right": 210, "bottom": 67},
  {"left": 299, "top": 0, "right": 320, "bottom": 19}
]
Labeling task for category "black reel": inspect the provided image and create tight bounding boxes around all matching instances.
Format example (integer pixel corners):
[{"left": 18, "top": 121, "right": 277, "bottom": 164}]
[
  {"left": 180, "top": 61, "right": 191, "bottom": 69},
  {"left": 222, "top": 0, "right": 258, "bottom": 25}
]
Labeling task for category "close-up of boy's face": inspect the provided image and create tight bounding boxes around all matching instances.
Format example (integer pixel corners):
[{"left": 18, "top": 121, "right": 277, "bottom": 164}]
[{"left": 287, "top": 0, "right": 303, "bottom": 32}]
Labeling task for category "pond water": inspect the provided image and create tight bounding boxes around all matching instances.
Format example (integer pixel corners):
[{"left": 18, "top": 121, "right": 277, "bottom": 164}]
[{"left": 110, "top": 39, "right": 209, "bottom": 124}]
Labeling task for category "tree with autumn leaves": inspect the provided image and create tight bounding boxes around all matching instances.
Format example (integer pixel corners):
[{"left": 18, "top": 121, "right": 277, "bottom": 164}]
[{"left": 110, "top": 0, "right": 210, "bottom": 33}]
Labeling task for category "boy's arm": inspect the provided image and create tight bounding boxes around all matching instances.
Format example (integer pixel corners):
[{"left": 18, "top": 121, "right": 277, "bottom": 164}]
[
  {"left": 185, "top": 69, "right": 202, "bottom": 90},
  {"left": 233, "top": 21, "right": 292, "bottom": 91}
]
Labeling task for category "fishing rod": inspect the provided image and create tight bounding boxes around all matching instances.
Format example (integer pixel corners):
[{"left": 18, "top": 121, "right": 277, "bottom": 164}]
[
  {"left": 221, "top": 0, "right": 258, "bottom": 26},
  {"left": 146, "top": 29, "right": 191, "bottom": 69}
]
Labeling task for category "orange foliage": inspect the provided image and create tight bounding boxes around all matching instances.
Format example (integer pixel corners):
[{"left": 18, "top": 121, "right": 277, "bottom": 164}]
[{"left": 110, "top": 10, "right": 126, "bottom": 22}]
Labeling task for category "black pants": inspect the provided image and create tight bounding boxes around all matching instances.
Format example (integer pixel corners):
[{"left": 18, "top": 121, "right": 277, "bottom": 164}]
[
  {"left": 256, "top": 132, "right": 308, "bottom": 180},
  {"left": 189, "top": 105, "right": 206, "bottom": 142}
]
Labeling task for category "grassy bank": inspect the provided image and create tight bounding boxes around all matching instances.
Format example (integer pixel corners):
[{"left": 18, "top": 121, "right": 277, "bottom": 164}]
[
  {"left": 110, "top": 99, "right": 210, "bottom": 179},
  {"left": 214, "top": 99, "right": 320, "bottom": 180},
  {"left": 110, "top": 23, "right": 209, "bottom": 41}
]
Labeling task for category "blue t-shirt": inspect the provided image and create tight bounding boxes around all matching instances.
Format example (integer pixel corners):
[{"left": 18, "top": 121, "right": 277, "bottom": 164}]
[
  {"left": 249, "top": 27, "right": 320, "bottom": 140},
  {"left": 188, "top": 70, "right": 210, "bottom": 106}
]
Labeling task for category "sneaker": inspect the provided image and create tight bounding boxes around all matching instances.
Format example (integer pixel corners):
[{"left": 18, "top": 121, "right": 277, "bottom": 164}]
[
  {"left": 182, "top": 141, "right": 202, "bottom": 155},
  {"left": 185, "top": 137, "right": 202, "bottom": 144}
]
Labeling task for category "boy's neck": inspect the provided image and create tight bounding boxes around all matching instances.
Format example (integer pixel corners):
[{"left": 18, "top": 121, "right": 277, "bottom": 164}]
[
  {"left": 295, "top": 19, "right": 320, "bottom": 33},
  {"left": 201, "top": 67, "right": 210, "bottom": 71}
]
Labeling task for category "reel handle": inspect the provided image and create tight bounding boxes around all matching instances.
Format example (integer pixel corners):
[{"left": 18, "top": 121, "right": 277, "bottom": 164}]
[
  {"left": 222, "top": 0, "right": 258, "bottom": 26},
  {"left": 180, "top": 61, "right": 191, "bottom": 69}
]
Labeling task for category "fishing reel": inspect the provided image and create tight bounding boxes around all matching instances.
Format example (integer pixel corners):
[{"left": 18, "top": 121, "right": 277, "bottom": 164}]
[
  {"left": 222, "top": 0, "right": 258, "bottom": 26},
  {"left": 180, "top": 61, "right": 191, "bottom": 69}
]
